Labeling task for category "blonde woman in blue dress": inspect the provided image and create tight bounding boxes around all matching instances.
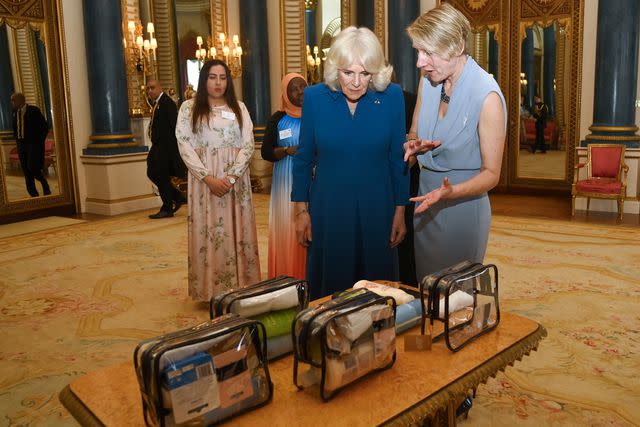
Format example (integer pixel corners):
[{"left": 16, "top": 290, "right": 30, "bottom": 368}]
[{"left": 404, "top": 4, "right": 507, "bottom": 279}]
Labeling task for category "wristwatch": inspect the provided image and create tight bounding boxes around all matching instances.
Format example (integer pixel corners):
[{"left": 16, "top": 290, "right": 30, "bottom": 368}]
[{"left": 228, "top": 176, "right": 236, "bottom": 185}]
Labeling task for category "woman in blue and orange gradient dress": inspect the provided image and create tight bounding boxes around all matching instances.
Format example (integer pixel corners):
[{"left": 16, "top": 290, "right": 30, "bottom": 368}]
[{"left": 261, "top": 73, "right": 308, "bottom": 279}]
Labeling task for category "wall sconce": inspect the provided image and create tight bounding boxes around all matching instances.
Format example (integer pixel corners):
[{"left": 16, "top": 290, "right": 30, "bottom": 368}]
[
  {"left": 194, "top": 32, "right": 243, "bottom": 78},
  {"left": 124, "top": 19, "right": 158, "bottom": 114},
  {"left": 519, "top": 72, "right": 528, "bottom": 89},
  {"left": 306, "top": 45, "right": 325, "bottom": 84}
]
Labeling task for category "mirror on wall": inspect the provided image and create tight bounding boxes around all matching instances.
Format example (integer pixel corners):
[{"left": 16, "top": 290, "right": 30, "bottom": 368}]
[
  {"left": 0, "top": 23, "right": 61, "bottom": 201},
  {"left": 516, "top": 22, "right": 568, "bottom": 180},
  {"left": 469, "top": 29, "right": 499, "bottom": 81},
  {"left": 304, "top": 0, "right": 342, "bottom": 84},
  {"left": 174, "top": 0, "right": 212, "bottom": 97}
]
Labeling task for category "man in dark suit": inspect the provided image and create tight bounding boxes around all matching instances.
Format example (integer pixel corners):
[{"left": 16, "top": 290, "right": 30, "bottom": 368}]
[
  {"left": 532, "top": 95, "right": 548, "bottom": 154},
  {"left": 11, "top": 93, "right": 51, "bottom": 197},
  {"left": 145, "top": 80, "right": 187, "bottom": 219}
]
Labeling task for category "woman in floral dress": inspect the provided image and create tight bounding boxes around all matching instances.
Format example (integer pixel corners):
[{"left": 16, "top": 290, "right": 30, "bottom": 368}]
[{"left": 176, "top": 59, "right": 260, "bottom": 302}]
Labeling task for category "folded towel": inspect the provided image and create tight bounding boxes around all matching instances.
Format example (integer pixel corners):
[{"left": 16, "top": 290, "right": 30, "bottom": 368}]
[
  {"left": 266, "top": 334, "right": 293, "bottom": 360},
  {"left": 353, "top": 280, "right": 414, "bottom": 305},
  {"left": 439, "top": 290, "right": 474, "bottom": 318},
  {"left": 230, "top": 286, "right": 299, "bottom": 318},
  {"left": 333, "top": 304, "right": 392, "bottom": 342},
  {"left": 395, "top": 299, "right": 422, "bottom": 334},
  {"left": 252, "top": 308, "right": 297, "bottom": 339}
]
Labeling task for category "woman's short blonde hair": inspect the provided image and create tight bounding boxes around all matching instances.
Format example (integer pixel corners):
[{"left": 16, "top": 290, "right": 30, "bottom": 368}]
[
  {"left": 323, "top": 26, "right": 393, "bottom": 92},
  {"left": 407, "top": 3, "right": 470, "bottom": 59}
]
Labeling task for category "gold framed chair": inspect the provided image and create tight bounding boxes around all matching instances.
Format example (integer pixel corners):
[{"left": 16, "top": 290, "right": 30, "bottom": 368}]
[{"left": 572, "top": 144, "right": 629, "bottom": 219}]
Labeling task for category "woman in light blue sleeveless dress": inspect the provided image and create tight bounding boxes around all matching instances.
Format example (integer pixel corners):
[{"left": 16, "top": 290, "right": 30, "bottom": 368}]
[{"left": 406, "top": 5, "right": 507, "bottom": 279}]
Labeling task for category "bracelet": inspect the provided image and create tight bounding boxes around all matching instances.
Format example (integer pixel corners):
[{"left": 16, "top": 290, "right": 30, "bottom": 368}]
[{"left": 295, "top": 208, "right": 308, "bottom": 217}]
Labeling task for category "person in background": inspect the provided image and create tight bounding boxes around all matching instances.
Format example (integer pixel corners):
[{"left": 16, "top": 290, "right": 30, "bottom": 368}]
[
  {"left": 175, "top": 59, "right": 260, "bottom": 302},
  {"left": 10, "top": 93, "right": 50, "bottom": 197},
  {"left": 532, "top": 95, "right": 548, "bottom": 154},
  {"left": 405, "top": 3, "right": 506, "bottom": 279},
  {"left": 146, "top": 79, "right": 187, "bottom": 219},
  {"left": 292, "top": 27, "right": 409, "bottom": 300},
  {"left": 261, "top": 73, "right": 308, "bottom": 280}
]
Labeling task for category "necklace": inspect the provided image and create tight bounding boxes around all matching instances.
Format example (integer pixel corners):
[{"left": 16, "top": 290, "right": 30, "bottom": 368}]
[{"left": 440, "top": 84, "right": 450, "bottom": 104}]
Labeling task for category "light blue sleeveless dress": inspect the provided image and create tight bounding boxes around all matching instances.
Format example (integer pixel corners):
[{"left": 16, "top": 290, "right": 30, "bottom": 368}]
[{"left": 414, "top": 57, "right": 506, "bottom": 279}]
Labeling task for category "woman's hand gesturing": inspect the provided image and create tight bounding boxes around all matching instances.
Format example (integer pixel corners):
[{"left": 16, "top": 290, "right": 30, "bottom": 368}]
[
  {"left": 411, "top": 177, "right": 453, "bottom": 214},
  {"left": 403, "top": 138, "right": 441, "bottom": 161}
]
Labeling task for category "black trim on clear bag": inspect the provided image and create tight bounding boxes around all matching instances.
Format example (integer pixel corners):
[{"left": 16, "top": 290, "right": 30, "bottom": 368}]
[
  {"left": 292, "top": 290, "right": 397, "bottom": 402},
  {"left": 133, "top": 315, "right": 273, "bottom": 426},
  {"left": 209, "top": 276, "right": 308, "bottom": 319},
  {"left": 419, "top": 262, "right": 481, "bottom": 336},
  {"left": 442, "top": 264, "right": 500, "bottom": 352},
  {"left": 417, "top": 262, "right": 500, "bottom": 352}
]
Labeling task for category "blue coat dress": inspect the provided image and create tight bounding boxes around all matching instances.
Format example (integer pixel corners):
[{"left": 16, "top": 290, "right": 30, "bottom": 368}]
[{"left": 291, "top": 83, "right": 409, "bottom": 300}]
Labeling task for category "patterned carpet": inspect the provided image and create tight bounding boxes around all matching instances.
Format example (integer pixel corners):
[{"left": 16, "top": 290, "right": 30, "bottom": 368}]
[
  {"left": 0, "top": 193, "right": 638, "bottom": 426},
  {"left": 0, "top": 217, "right": 85, "bottom": 239}
]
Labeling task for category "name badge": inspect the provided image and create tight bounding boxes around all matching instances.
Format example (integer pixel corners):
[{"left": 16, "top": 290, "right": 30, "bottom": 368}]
[
  {"left": 221, "top": 111, "right": 236, "bottom": 121},
  {"left": 279, "top": 128, "right": 293, "bottom": 140}
]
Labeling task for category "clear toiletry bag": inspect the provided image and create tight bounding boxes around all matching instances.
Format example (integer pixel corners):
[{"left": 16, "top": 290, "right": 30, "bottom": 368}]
[
  {"left": 292, "top": 288, "right": 396, "bottom": 401},
  {"left": 419, "top": 261, "right": 500, "bottom": 352},
  {"left": 134, "top": 314, "right": 273, "bottom": 426},
  {"left": 210, "top": 276, "right": 308, "bottom": 359}
]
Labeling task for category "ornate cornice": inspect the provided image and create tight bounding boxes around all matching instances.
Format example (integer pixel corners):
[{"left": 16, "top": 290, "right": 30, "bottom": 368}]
[{"left": 0, "top": 0, "right": 44, "bottom": 22}]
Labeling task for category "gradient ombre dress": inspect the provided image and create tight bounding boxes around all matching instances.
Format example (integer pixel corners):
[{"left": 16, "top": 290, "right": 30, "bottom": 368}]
[
  {"left": 262, "top": 73, "right": 307, "bottom": 279},
  {"left": 267, "top": 114, "right": 305, "bottom": 279}
]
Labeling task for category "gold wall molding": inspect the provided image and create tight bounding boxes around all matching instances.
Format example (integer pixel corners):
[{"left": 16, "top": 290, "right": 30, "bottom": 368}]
[
  {"left": 555, "top": 23, "right": 566, "bottom": 130},
  {"left": 509, "top": 0, "right": 583, "bottom": 189},
  {"left": 589, "top": 125, "right": 639, "bottom": 133},
  {"left": 0, "top": 0, "right": 44, "bottom": 22},
  {"left": 279, "top": 0, "right": 305, "bottom": 77},
  {"left": 12, "top": 26, "right": 45, "bottom": 112},
  {"left": 584, "top": 134, "right": 640, "bottom": 142},
  {"left": 210, "top": 0, "right": 228, "bottom": 54},
  {"left": 0, "top": 0, "right": 77, "bottom": 216},
  {"left": 151, "top": 0, "right": 179, "bottom": 98},
  {"left": 89, "top": 134, "right": 136, "bottom": 141},
  {"left": 373, "top": 0, "right": 385, "bottom": 50},
  {"left": 341, "top": 0, "right": 350, "bottom": 29}
]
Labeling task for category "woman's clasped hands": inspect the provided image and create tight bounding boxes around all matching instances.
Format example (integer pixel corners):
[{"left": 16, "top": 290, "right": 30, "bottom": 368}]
[{"left": 204, "top": 175, "right": 234, "bottom": 197}]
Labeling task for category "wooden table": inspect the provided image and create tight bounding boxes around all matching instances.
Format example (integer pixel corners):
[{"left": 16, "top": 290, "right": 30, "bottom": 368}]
[{"left": 59, "top": 312, "right": 546, "bottom": 426}]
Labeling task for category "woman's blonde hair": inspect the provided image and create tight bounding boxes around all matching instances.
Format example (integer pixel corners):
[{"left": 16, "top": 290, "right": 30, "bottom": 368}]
[
  {"left": 323, "top": 26, "right": 392, "bottom": 92},
  {"left": 407, "top": 3, "right": 470, "bottom": 59}
]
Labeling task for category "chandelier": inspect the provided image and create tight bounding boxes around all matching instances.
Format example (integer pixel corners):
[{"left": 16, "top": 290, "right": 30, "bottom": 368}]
[
  {"left": 194, "top": 32, "right": 243, "bottom": 78},
  {"left": 306, "top": 44, "right": 326, "bottom": 84}
]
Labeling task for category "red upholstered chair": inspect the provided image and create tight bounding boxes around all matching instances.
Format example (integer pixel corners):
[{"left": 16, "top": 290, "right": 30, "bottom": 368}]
[{"left": 572, "top": 144, "right": 628, "bottom": 219}]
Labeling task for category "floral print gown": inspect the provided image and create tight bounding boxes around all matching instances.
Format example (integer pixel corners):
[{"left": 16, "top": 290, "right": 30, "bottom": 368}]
[{"left": 176, "top": 99, "right": 261, "bottom": 301}]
